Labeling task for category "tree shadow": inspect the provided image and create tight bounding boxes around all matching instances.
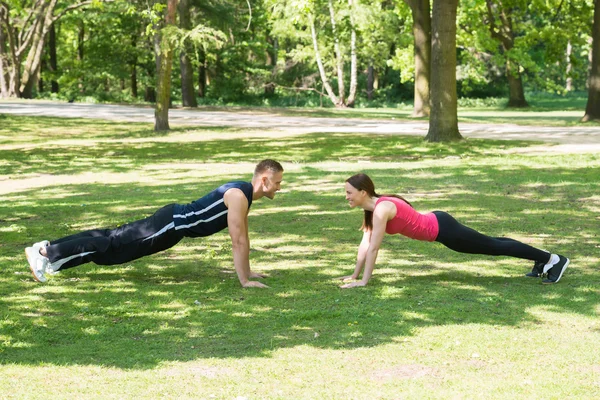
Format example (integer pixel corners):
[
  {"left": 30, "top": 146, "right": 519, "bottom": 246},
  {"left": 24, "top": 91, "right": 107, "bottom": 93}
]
[{"left": 1, "top": 129, "right": 535, "bottom": 177}]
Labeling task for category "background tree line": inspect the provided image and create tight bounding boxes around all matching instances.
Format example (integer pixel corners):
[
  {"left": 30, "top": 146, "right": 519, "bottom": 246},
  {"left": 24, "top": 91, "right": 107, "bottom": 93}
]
[{"left": 1, "top": 0, "right": 599, "bottom": 135}]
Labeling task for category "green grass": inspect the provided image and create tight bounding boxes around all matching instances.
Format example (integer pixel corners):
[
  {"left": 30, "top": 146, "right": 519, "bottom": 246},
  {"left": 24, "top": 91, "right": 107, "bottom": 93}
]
[{"left": 1, "top": 114, "right": 599, "bottom": 399}]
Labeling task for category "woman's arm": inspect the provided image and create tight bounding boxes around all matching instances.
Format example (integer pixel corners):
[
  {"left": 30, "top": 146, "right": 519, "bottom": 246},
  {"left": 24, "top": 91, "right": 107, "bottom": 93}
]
[
  {"left": 341, "top": 203, "right": 392, "bottom": 288},
  {"left": 339, "top": 230, "right": 371, "bottom": 281}
]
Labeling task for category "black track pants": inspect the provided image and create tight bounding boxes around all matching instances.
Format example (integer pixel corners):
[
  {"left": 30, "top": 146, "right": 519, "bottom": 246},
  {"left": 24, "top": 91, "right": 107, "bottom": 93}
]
[
  {"left": 46, "top": 204, "right": 184, "bottom": 270},
  {"left": 433, "top": 211, "right": 550, "bottom": 263}
]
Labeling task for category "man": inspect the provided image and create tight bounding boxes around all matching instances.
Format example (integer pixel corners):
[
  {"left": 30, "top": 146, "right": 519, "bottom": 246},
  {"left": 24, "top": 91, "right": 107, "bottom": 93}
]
[{"left": 25, "top": 159, "right": 284, "bottom": 288}]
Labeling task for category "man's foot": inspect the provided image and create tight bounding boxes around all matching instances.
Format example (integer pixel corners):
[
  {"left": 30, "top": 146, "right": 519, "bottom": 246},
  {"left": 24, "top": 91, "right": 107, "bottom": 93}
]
[
  {"left": 526, "top": 260, "right": 546, "bottom": 277},
  {"left": 25, "top": 246, "right": 49, "bottom": 283},
  {"left": 542, "top": 255, "right": 570, "bottom": 284},
  {"left": 33, "top": 240, "right": 50, "bottom": 248}
]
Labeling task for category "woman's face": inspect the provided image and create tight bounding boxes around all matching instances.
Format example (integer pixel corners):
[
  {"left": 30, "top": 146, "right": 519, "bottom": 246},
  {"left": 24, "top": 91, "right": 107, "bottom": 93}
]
[{"left": 345, "top": 182, "right": 365, "bottom": 208}]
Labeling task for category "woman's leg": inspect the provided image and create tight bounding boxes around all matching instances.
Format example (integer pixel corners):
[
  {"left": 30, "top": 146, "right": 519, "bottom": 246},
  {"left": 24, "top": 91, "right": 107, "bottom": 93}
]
[{"left": 433, "top": 211, "right": 551, "bottom": 263}]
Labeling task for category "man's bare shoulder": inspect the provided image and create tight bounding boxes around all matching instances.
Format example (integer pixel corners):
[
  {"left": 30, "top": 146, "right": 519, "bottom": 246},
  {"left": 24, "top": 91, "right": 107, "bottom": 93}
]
[{"left": 224, "top": 188, "right": 248, "bottom": 209}]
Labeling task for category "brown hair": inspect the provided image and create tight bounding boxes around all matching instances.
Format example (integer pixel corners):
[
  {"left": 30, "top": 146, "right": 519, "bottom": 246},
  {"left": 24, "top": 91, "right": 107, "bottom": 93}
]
[
  {"left": 254, "top": 159, "right": 284, "bottom": 175},
  {"left": 345, "top": 173, "right": 412, "bottom": 231}
]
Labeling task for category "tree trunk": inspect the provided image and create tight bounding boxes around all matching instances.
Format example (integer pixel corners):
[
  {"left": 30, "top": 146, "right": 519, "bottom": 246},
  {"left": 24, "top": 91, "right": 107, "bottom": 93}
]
[
  {"left": 38, "top": 59, "right": 45, "bottom": 93},
  {"left": 583, "top": 0, "right": 600, "bottom": 121},
  {"left": 198, "top": 48, "right": 206, "bottom": 97},
  {"left": 77, "top": 20, "right": 84, "bottom": 60},
  {"left": 309, "top": 14, "right": 340, "bottom": 106},
  {"left": 485, "top": 0, "right": 528, "bottom": 108},
  {"left": 328, "top": 0, "right": 345, "bottom": 105},
  {"left": 265, "top": 36, "right": 277, "bottom": 96},
  {"left": 346, "top": 0, "right": 358, "bottom": 107},
  {"left": 131, "top": 63, "right": 138, "bottom": 98},
  {"left": 130, "top": 34, "right": 138, "bottom": 98},
  {"left": 565, "top": 40, "right": 573, "bottom": 92},
  {"left": 0, "top": 24, "right": 8, "bottom": 97},
  {"left": 367, "top": 63, "right": 374, "bottom": 100},
  {"left": 48, "top": 24, "right": 58, "bottom": 93},
  {"left": 74, "top": 18, "right": 85, "bottom": 99},
  {"left": 178, "top": 0, "right": 197, "bottom": 107},
  {"left": 405, "top": 0, "right": 431, "bottom": 117},
  {"left": 21, "top": 1, "right": 59, "bottom": 98},
  {"left": 425, "top": 0, "right": 462, "bottom": 142},
  {"left": 145, "top": 86, "right": 156, "bottom": 102},
  {"left": 506, "top": 60, "right": 528, "bottom": 107},
  {"left": 155, "top": 0, "right": 178, "bottom": 131},
  {"left": 4, "top": 18, "right": 21, "bottom": 98}
]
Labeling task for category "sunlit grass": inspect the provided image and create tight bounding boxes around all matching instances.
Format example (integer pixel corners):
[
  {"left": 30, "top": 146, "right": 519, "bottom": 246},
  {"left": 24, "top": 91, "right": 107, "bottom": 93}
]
[{"left": 0, "top": 114, "right": 599, "bottom": 398}]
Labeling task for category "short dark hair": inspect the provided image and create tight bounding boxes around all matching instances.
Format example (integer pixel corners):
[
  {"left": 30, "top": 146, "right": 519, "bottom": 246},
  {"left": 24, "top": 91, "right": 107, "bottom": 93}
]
[{"left": 254, "top": 159, "right": 283, "bottom": 175}]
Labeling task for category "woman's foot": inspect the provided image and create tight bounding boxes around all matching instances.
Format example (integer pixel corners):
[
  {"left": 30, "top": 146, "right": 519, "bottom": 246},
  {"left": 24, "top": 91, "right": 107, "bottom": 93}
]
[{"left": 542, "top": 255, "right": 570, "bottom": 284}]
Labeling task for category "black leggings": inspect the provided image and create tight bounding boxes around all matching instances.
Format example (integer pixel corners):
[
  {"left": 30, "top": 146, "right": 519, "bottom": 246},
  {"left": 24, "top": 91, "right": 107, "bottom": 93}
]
[
  {"left": 46, "top": 204, "right": 185, "bottom": 270},
  {"left": 433, "top": 211, "right": 550, "bottom": 263}
]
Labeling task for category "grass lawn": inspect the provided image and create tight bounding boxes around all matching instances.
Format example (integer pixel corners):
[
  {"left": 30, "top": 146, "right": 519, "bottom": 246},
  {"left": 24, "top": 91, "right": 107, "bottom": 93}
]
[{"left": 0, "top": 113, "right": 599, "bottom": 399}]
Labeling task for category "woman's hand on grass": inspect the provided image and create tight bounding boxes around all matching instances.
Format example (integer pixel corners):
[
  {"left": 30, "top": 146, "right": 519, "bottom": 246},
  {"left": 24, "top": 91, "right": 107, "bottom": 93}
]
[
  {"left": 338, "top": 275, "right": 357, "bottom": 282},
  {"left": 340, "top": 281, "right": 366, "bottom": 289},
  {"left": 249, "top": 271, "right": 268, "bottom": 279},
  {"left": 242, "top": 281, "right": 269, "bottom": 288}
]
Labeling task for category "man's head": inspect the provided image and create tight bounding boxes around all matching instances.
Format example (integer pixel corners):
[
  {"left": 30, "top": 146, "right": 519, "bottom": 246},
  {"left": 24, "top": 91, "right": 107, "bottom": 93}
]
[{"left": 253, "top": 159, "right": 284, "bottom": 200}]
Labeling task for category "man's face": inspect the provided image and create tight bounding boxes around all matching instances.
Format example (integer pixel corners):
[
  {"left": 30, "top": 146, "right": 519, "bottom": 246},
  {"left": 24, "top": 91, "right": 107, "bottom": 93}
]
[{"left": 262, "top": 171, "right": 283, "bottom": 199}]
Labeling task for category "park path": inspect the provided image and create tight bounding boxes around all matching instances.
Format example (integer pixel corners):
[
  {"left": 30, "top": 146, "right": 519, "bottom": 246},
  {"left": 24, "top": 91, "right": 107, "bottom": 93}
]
[{"left": 2, "top": 100, "right": 600, "bottom": 147}]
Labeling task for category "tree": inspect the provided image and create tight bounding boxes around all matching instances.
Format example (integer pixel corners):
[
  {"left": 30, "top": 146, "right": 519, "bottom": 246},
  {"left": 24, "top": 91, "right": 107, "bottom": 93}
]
[
  {"left": 270, "top": 0, "right": 359, "bottom": 108},
  {"left": 485, "top": 0, "right": 528, "bottom": 107},
  {"left": 178, "top": 0, "right": 197, "bottom": 107},
  {"left": 583, "top": 0, "right": 600, "bottom": 121},
  {"left": 404, "top": 0, "right": 431, "bottom": 117},
  {"left": 425, "top": 0, "right": 462, "bottom": 142},
  {"left": 155, "top": 0, "right": 178, "bottom": 131},
  {"left": 0, "top": 0, "right": 106, "bottom": 98},
  {"left": 47, "top": 24, "right": 59, "bottom": 93},
  {"left": 309, "top": 0, "right": 358, "bottom": 107}
]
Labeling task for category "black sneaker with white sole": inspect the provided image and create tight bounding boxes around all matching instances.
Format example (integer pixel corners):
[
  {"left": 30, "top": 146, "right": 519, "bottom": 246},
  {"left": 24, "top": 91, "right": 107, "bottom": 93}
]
[
  {"left": 526, "top": 260, "right": 546, "bottom": 277},
  {"left": 542, "top": 255, "right": 569, "bottom": 284}
]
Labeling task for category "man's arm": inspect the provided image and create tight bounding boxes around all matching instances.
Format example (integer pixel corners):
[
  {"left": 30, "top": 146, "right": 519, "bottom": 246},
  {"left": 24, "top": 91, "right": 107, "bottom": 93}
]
[{"left": 224, "top": 188, "right": 268, "bottom": 288}]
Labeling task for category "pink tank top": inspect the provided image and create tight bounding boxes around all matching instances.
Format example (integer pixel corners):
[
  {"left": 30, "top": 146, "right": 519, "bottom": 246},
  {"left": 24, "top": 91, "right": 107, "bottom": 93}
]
[{"left": 375, "top": 197, "right": 439, "bottom": 242}]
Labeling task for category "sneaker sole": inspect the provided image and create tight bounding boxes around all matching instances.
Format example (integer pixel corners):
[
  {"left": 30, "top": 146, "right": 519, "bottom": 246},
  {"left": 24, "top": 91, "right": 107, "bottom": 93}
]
[
  {"left": 25, "top": 248, "right": 45, "bottom": 283},
  {"left": 542, "top": 258, "right": 570, "bottom": 284}
]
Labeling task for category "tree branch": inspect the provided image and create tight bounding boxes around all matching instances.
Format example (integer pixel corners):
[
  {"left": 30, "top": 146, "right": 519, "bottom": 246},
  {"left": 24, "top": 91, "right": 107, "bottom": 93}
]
[
  {"left": 21, "top": 0, "right": 45, "bottom": 37},
  {"left": 551, "top": 0, "right": 565, "bottom": 23},
  {"left": 485, "top": 0, "right": 501, "bottom": 41},
  {"left": 52, "top": 0, "right": 114, "bottom": 24},
  {"left": 245, "top": 0, "right": 251, "bottom": 31},
  {"left": 18, "top": 1, "right": 49, "bottom": 57}
]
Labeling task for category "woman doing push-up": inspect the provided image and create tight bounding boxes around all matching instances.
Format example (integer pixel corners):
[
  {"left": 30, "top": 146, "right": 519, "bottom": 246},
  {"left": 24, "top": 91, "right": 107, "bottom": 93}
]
[{"left": 339, "top": 173, "right": 569, "bottom": 289}]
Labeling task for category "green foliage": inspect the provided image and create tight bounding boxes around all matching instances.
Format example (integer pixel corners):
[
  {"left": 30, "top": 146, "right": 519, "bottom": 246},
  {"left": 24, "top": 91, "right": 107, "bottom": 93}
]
[
  {"left": 22, "top": 0, "right": 598, "bottom": 106},
  {"left": 458, "top": 0, "right": 594, "bottom": 98}
]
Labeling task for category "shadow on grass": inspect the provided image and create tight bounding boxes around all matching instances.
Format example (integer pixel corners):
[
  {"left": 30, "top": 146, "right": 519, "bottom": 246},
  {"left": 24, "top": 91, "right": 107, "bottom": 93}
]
[
  {"left": 0, "top": 163, "right": 598, "bottom": 369},
  {"left": 1, "top": 129, "right": 538, "bottom": 177}
]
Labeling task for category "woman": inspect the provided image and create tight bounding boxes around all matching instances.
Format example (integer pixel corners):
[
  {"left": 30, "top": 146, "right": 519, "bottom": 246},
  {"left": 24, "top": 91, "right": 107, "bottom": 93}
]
[{"left": 339, "top": 173, "right": 569, "bottom": 288}]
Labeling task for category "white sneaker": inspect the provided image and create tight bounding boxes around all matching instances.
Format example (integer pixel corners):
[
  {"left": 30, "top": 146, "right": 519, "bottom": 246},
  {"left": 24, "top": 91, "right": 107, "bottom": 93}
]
[
  {"left": 32, "top": 240, "right": 59, "bottom": 274},
  {"left": 25, "top": 246, "right": 49, "bottom": 283},
  {"left": 33, "top": 240, "right": 50, "bottom": 248}
]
